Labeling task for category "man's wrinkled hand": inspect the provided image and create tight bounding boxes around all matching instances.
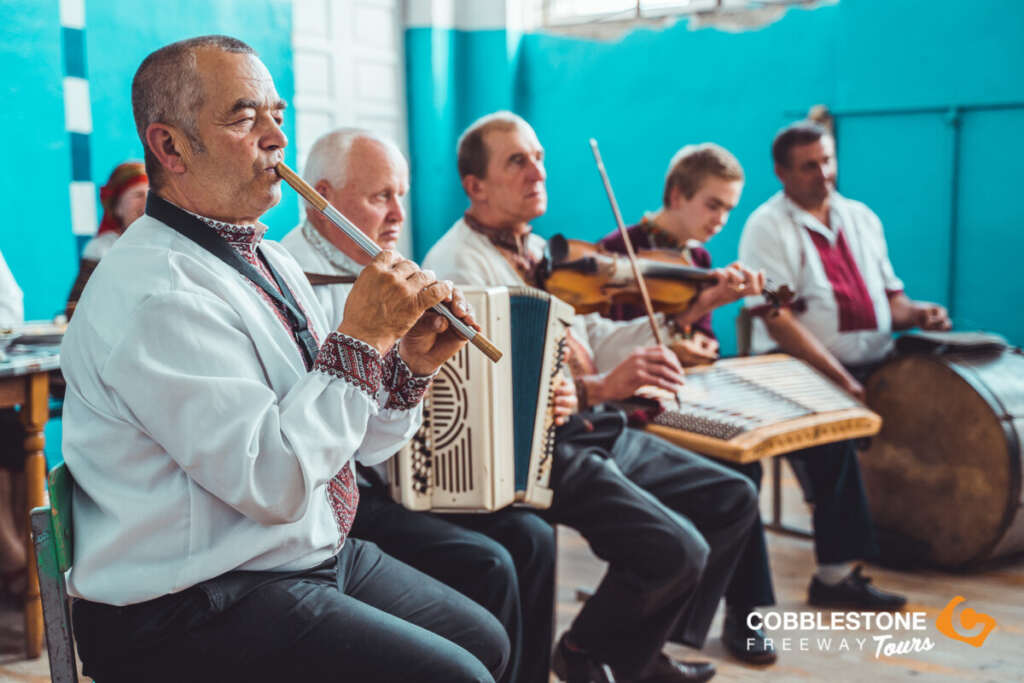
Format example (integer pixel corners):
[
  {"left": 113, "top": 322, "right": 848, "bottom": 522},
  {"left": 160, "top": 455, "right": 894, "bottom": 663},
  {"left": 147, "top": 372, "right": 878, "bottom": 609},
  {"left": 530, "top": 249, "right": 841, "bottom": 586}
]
[
  {"left": 400, "top": 284, "right": 480, "bottom": 376},
  {"left": 337, "top": 251, "right": 453, "bottom": 356}
]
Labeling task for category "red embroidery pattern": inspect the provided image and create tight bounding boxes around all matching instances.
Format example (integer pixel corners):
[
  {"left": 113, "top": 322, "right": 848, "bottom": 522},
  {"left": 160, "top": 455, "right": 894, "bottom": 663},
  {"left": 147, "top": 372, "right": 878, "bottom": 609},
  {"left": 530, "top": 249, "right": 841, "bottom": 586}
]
[
  {"left": 383, "top": 345, "right": 432, "bottom": 410},
  {"left": 194, "top": 214, "right": 321, "bottom": 364},
  {"left": 314, "top": 332, "right": 383, "bottom": 397},
  {"left": 806, "top": 228, "right": 879, "bottom": 332},
  {"left": 327, "top": 465, "right": 359, "bottom": 547}
]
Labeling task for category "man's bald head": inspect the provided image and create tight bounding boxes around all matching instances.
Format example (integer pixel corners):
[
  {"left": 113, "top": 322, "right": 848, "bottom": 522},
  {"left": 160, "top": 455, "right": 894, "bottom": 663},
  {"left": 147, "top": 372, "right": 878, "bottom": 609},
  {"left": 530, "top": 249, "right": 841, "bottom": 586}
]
[
  {"left": 302, "top": 128, "right": 405, "bottom": 202},
  {"left": 302, "top": 128, "right": 409, "bottom": 264},
  {"left": 132, "top": 35, "right": 255, "bottom": 189}
]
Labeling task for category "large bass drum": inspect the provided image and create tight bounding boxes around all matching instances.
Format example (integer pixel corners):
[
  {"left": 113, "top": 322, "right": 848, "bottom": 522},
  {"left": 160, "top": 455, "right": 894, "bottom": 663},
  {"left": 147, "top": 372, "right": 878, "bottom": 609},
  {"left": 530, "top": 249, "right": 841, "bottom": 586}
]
[{"left": 860, "top": 332, "right": 1024, "bottom": 569}]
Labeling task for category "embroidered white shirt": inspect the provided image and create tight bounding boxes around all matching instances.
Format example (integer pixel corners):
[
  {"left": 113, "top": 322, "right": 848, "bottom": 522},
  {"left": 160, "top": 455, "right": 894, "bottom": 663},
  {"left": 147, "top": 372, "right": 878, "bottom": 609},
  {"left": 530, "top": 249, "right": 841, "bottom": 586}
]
[
  {"left": 280, "top": 219, "right": 362, "bottom": 327},
  {"left": 61, "top": 212, "right": 423, "bottom": 605}
]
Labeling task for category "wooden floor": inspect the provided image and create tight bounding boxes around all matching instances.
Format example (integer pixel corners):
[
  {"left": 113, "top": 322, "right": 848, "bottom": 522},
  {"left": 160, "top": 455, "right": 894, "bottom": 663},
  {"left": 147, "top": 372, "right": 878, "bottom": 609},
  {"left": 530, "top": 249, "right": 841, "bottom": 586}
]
[{"left": 2, "top": 463, "right": 1022, "bottom": 682}]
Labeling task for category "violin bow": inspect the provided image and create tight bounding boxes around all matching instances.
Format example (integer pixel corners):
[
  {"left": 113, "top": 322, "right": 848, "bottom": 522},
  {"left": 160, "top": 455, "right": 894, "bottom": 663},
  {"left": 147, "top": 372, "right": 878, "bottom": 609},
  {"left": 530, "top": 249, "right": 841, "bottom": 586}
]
[
  {"left": 275, "top": 162, "right": 502, "bottom": 363},
  {"left": 588, "top": 139, "right": 665, "bottom": 346}
]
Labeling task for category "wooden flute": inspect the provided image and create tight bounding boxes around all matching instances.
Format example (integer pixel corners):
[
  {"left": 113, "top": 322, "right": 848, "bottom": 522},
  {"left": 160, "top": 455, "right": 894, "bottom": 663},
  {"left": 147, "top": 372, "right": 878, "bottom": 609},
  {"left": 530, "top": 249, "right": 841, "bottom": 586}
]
[{"left": 275, "top": 162, "right": 503, "bottom": 363}]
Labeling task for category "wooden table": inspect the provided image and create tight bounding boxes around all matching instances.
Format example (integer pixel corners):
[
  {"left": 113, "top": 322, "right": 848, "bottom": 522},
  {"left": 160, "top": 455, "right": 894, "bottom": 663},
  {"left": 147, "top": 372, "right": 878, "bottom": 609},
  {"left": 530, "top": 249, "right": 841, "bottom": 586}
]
[{"left": 0, "top": 346, "right": 60, "bottom": 659}]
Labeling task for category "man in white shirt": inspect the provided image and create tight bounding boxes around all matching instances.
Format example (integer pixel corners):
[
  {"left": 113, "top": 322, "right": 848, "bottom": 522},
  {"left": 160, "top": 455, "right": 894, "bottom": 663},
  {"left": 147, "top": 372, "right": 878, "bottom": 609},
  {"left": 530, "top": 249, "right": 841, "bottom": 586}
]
[
  {"left": 738, "top": 120, "right": 942, "bottom": 609},
  {"left": 61, "top": 35, "right": 507, "bottom": 683},
  {"left": 425, "top": 111, "right": 772, "bottom": 683},
  {"left": 740, "top": 120, "right": 950, "bottom": 397},
  {"left": 282, "top": 128, "right": 556, "bottom": 683}
]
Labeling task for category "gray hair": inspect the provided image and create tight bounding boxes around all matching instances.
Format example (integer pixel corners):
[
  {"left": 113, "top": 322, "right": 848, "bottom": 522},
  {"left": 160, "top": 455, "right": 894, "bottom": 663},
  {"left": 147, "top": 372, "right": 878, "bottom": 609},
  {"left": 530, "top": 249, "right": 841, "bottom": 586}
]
[
  {"left": 456, "top": 110, "right": 531, "bottom": 180},
  {"left": 301, "top": 128, "right": 406, "bottom": 209},
  {"left": 131, "top": 35, "right": 255, "bottom": 188}
]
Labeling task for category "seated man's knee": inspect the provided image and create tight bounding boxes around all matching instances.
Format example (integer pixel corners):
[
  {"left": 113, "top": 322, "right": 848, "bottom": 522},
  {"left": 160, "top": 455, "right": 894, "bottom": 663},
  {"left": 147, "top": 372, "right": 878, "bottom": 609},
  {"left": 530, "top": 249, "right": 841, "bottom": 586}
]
[
  {"left": 649, "top": 519, "right": 710, "bottom": 588},
  {"left": 732, "top": 475, "right": 761, "bottom": 521},
  {"left": 674, "top": 530, "right": 710, "bottom": 587}
]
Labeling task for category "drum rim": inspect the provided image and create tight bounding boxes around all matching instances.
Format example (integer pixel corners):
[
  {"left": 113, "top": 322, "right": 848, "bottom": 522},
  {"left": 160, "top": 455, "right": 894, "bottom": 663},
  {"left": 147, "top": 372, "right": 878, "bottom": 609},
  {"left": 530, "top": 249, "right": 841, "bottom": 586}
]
[{"left": 941, "top": 354, "right": 1023, "bottom": 567}]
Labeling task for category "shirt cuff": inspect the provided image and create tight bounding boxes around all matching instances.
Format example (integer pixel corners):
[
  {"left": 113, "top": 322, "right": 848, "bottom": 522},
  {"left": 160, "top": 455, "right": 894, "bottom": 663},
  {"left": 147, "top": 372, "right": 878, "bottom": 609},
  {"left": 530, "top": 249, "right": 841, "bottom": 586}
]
[
  {"left": 383, "top": 342, "right": 435, "bottom": 410},
  {"left": 314, "top": 331, "right": 384, "bottom": 399}
]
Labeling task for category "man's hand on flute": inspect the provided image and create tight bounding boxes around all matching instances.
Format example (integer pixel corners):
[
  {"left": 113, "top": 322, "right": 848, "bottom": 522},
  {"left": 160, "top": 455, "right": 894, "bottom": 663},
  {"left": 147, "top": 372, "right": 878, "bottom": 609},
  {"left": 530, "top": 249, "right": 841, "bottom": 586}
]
[{"left": 337, "top": 250, "right": 478, "bottom": 374}]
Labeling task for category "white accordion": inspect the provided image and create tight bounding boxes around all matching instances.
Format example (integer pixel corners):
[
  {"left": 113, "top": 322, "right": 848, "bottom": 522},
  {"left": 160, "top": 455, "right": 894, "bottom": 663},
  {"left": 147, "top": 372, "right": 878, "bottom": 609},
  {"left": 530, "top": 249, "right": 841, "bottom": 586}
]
[{"left": 388, "top": 286, "right": 574, "bottom": 512}]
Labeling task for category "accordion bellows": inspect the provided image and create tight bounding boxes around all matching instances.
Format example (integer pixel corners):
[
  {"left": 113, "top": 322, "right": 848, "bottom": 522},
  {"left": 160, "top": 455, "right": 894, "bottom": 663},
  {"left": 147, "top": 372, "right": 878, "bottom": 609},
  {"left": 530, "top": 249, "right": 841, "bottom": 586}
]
[{"left": 389, "top": 286, "right": 573, "bottom": 512}]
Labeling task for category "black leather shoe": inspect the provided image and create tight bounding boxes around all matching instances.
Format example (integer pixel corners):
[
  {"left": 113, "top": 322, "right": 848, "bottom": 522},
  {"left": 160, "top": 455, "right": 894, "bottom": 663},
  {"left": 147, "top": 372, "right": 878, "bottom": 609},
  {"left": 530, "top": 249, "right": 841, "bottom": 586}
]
[
  {"left": 633, "top": 654, "right": 716, "bottom": 683},
  {"left": 722, "top": 608, "right": 777, "bottom": 665},
  {"left": 808, "top": 565, "right": 907, "bottom": 610},
  {"left": 552, "top": 633, "right": 616, "bottom": 683}
]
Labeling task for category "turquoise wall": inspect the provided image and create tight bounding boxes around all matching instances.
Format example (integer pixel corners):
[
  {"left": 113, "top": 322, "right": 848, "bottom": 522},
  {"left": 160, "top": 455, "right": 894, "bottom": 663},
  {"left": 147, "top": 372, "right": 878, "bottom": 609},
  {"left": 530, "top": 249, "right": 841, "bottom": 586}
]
[
  {"left": 406, "top": 0, "right": 1024, "bottom": 353},
  {"left": 0, "top": 1, "right": 295, "bottom": 321},
  {"left": 407, "top": 27, "right": 516, "bottom": 258},
  {"left": 0, "top": 1, "right": 72, "bottom": 322}
]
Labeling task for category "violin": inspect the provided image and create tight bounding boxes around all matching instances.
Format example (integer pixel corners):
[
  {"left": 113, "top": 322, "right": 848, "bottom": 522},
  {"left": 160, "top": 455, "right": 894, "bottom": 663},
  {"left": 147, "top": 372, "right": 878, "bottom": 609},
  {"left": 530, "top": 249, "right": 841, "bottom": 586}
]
[{"left": 537, "top": 234, "right": 794, "bottom": 317}]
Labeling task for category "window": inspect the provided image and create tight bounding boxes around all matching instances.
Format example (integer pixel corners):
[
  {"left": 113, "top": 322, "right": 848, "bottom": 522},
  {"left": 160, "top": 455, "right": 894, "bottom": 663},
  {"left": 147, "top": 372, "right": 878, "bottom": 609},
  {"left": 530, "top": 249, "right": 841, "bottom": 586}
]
[{"left": 541, "top": 0, "right": 823, "bottom": 28}]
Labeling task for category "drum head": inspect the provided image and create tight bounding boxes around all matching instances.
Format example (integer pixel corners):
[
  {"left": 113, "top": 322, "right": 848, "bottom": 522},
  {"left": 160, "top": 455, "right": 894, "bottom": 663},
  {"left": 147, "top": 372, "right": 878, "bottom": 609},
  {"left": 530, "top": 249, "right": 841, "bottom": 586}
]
[{"left": 861, "top": 355, "right": 1016, "bottom": 568}]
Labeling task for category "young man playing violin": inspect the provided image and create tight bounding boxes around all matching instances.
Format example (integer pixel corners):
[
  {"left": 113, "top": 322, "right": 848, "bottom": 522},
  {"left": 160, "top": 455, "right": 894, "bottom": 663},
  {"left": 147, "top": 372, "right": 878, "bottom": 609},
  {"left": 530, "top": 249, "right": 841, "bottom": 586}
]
[
  {"left": 424, "top": 111, "right": 773, "bottom": 681},
  {"left": 598, "top": 143, "right": 748, "bottom": 366},
  {"left": 600, "top": 142, "right": 909, "bottom": 650}
]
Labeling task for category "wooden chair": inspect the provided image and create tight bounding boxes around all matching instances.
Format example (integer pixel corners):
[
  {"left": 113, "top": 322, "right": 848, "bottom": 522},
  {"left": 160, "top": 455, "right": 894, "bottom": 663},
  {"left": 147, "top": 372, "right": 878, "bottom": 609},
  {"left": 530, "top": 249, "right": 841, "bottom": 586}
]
[{"left": 30, "top": 463, "right": 79, "bottom": 683}]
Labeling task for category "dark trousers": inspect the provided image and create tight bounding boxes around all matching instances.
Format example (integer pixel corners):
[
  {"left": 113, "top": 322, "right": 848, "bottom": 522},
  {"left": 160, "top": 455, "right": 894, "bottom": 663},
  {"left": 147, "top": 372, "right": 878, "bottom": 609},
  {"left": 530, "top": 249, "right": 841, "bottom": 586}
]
[
  {"left": 537, "top": 426, "right": 758, "bottom": 677},
  {"left": 72, "top": 539, "right": 510, "bottom": 683},
  {"left": 350, "top": 485, "right": 555, "bottom": 683},
  {"left": 718, "top": 459, "right": 777, "bottom": 610},
  {"left": 444, "top": 509, "right": 556, "bottom": 683},
  {"left": 720, "top": 438, "right": 878, "bottom": 565},
  {"left": 598, "top": 429, "right": 762, "bottom": 651},
  {"left": 786, "top": 439, "right": 879, "bottom": 564}
]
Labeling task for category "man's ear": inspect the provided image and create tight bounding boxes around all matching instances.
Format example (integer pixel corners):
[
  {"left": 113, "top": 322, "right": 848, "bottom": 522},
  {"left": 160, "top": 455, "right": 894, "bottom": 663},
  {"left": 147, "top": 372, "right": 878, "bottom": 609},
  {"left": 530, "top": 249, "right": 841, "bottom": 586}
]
[
  {"left": 667, "top": 185, "right": 684, "bottom": 209},
  {"left": 314, "top": 179, "right": 333, "bottom": 200},
  {"left": 462, "top": 174, "right": 485, "bottom": 203},
  {"left": 145, "top": 123, "right": 192, "bottom": 176}
]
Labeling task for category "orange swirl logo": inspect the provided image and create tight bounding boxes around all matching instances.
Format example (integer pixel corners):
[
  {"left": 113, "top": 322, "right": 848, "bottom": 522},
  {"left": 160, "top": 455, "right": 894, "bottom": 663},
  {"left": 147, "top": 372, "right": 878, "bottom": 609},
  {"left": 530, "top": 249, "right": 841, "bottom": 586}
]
[{"left": 935, "top": 596, "right": 997, "bottom": 648}]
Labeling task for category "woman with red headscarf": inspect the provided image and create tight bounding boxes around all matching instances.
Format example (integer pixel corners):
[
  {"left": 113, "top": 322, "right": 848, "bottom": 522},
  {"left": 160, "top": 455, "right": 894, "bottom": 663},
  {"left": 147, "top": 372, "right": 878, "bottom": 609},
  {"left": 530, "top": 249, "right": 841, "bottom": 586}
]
[{"left": 66, "top": 162, "right": 148, "bottom": 317}]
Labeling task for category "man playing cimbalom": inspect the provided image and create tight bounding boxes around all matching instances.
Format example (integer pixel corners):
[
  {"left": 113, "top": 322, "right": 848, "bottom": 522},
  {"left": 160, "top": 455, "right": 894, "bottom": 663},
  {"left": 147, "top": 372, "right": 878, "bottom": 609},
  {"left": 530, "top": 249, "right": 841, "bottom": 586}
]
[
  {"left": 60, "top": 35, "right": 509, "bottom": 683},
  {"left": 599, "top": 142, "right": 911, "bottom": 661},
  {"left": 425, "top": 111, "right": 780, "bottom": 682},
  {"left": 282, "top": 128, "right": 557, "bottom": 683},
  {"left": 739, "top": 120, "right": 949, "bottom": 607}
]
